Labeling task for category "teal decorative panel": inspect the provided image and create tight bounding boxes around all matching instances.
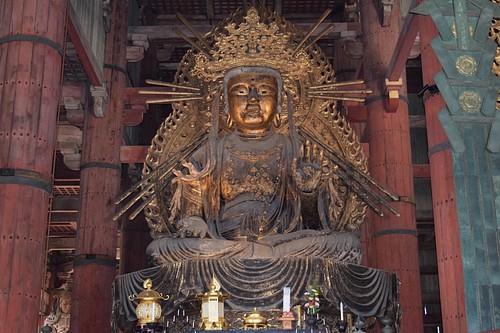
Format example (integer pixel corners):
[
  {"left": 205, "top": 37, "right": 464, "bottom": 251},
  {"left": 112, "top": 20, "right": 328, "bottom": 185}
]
[
  {"left": 412, "top": 0, "right": 500, "bottom": 152},
  {"left": 493, "top": 285, "right": 500, "bottom": 326},
  {"left": 452, "top": 122, "right": 500, "bottom": 331}
]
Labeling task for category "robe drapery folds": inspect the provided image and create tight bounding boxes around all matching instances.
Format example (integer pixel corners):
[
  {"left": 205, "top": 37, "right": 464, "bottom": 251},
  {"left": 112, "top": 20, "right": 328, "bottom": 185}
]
[{"left": 112, "top": 257, "right": 399, "bottom": 324}]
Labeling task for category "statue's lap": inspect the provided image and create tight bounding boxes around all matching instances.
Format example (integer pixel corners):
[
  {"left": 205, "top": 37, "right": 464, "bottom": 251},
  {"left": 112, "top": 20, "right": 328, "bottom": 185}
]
[{"left": 146, "top": 230, "right": 362, "bottom": 265}]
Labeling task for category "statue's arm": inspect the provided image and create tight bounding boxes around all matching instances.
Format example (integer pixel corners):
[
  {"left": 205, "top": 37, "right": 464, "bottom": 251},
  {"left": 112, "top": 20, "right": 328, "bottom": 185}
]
[{"left": 169, "top": 147, "right": 207, "bottom": 223}]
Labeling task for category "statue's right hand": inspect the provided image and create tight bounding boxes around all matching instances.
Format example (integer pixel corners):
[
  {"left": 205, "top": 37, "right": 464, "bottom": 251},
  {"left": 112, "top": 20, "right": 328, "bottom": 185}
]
[
  {"left": 174, "top": 216, "right": 209, "bottom": 239},
  {"left": 292, "top": 140, "right": 324, "bottom": 193}
]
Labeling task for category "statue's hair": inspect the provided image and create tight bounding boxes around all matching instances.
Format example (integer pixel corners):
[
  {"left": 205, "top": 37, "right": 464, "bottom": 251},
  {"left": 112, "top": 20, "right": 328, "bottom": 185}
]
[{"left": 223, "top": 66, "right": 283, "bottom": 114}]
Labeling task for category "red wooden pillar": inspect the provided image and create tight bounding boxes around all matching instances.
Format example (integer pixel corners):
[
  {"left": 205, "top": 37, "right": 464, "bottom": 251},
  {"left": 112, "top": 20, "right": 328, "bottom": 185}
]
[
  {"left": 119, "top": 212, "right": 150, "bottom": 274},
  {"left": 70, "top": 1, "right": 128, "bottom": 331},
  {"left": 418, "top": 14, "right": 468, "bottom": 333},
  {"left": 118, "top": 32, "right": 160, "bottom": 275},
  {"left": 359, "top": 1, "right": 424, "bottom": 332},
  {"left": 0, "top": 0, "right": 67, "bottom": 331}
]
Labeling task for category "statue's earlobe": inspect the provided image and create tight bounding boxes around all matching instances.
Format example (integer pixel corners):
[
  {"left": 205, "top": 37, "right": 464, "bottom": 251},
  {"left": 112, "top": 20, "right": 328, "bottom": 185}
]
[
  {"left": 227, "top": 114, "right": 234, "bottom": 128},
  {"left": 273, "top": 113, "right": 281, "bottom": 128}
]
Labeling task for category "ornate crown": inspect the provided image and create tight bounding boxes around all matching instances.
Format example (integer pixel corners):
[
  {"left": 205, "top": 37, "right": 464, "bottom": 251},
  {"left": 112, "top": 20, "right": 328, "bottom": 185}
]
[{"left": 191, "top": 7, "right": 312, "bottom": 83}]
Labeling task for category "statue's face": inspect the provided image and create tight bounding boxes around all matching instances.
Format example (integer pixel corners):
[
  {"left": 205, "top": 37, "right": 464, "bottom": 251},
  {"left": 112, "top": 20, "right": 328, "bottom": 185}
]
[
  {"left": 60, "top": 298, "right": 71, "bottom": 314},
  {"left": 227, "top": 72, "right": 278, "bottom": 133}
]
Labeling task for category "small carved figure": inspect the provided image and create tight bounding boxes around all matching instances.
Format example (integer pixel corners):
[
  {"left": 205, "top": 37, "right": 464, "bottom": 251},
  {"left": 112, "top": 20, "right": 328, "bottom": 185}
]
[{"left": 43, "top": 291, "right": 71, "bottom": 333}]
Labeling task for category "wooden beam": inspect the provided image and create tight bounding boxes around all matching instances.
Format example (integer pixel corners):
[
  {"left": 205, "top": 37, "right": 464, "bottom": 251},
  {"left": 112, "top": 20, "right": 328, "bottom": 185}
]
[
  {"left": 121, "top": 87, "right": 158, "bottom": 126},
  {"left": 120, "top": 146, "right": 149, "bottom": 164},
  {"left": 345, "top": 103, "right": 368, "bottom": 122},
  {"left": 50, "top": 211, "right": 79, "bottom": 222},
  {"left": 62, "top": 82, "right": 88, "bottom": 100},
  {"left": 48, "top": 237, "right": 77, "bottom": 250},
  {"left": 128, "top": 22, "right": 361, "bottom": 41},
  {"left": 52, "top": 196, "right": 80, "bottom": 210},
  {"left": 67, "top": 5, "right": 103, "bottom": 86},
  {"left": 386, "top": 12, "right": 419, "bottom": 81},
  {"left": 122, "top": 108, "right": 146, "bottom": 126},
  {"left": 413, "top": 164, "right": 431, "bottom": 178},
  {"left": 409, "top": 115, "right": 426, "bottom": 128}
]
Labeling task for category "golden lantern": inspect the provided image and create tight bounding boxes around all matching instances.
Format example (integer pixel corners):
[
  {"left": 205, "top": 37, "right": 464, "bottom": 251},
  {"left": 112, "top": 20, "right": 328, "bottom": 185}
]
[
  {"left": 196, "top": 276, "right": 229, "bottom": 330},
  {"left": 129, "top": 279, "right": 169, "bottom": 326}
]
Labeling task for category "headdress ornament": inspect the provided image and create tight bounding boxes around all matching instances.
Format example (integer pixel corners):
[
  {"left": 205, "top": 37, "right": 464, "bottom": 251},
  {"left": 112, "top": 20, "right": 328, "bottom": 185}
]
[{"left": 191, "top": 7, "right": 312, "bottom": 83}]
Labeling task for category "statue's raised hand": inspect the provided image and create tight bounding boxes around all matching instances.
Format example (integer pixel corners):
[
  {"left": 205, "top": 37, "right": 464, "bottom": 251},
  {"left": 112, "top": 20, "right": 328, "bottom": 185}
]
[{"left": 292, "top": 140, "right": 324, "bottom": 193}]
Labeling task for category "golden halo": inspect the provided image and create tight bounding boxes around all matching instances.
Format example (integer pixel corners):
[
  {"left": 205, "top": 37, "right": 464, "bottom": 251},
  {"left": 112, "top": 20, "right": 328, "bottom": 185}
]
[{"left": 139, "top": 6, "right": 369, "bottom": 238}]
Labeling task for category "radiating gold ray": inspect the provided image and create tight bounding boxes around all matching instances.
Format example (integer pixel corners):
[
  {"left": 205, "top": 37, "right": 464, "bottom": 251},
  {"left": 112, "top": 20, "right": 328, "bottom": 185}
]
[
  {"left": 146, "top": 96, "right": 205, "bottom": 104},
  {"left": 176, "top": 12, "right": 211, "bottom": 51},
  {"left": 306, "top": 95, "right": 366, "bottom": 102},
  {"left": 145, "top": 79, "right": 201, "bottom": 91},
  {"left": 293, "top": 9, "right": 331, "bottom": 54},
  {"left": 113, "top": 132, "right": 208, "bottom": 221},
  {"left": 307, "top": 89, "right": 373, "bottom": 94},
  {"left": 299, "top": 130, "right": 400, "bottom": 216},
  {"left": 308, "top": 80, "right": 365, "bottom": 89},
  {"left": 174, "top": 27, "right": 213, "bottom": 59},
  {"left": 303, "top": 24, "right": 336, "bottom": 51},
  {"left": 139, "top": 90, "right": 202, "bottom": 96}
]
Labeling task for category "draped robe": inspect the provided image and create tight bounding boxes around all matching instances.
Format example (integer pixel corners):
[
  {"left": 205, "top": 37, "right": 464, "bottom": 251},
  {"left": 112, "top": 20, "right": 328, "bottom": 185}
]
[{"left": 146, "top": 130, "right": 362, "bottom": 264}]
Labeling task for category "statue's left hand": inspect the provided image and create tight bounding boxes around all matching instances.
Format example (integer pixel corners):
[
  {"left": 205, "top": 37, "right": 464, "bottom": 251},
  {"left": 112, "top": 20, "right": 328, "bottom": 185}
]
[
  {"left": 292, "top": 140, "right": 324, "bottom": 193},
  {"left": 175, "top": 216, "right": 209, "bottom": 238}
]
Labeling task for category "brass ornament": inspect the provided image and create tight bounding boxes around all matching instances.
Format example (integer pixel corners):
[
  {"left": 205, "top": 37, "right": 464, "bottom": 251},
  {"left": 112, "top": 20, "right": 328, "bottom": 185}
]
[
  {"left": 459, "top": 90, "right": 482, "bottom": 113},
  {"left": 243, "top": 308, "right": 268, "bottom": 330},
  {"left": 450, "top": 23, "right": 474, "bottom": 38},
  {"left": 128, "top": 279, "right": 169, "bottom": 326},
  {"left": 456, "top": 55, "right": 477, "bottom": 76}
]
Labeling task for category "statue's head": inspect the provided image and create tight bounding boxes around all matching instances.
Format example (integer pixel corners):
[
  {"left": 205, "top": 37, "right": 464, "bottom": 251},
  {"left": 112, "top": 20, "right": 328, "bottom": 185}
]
[
  {"left": 223, "top": 67, "right": 282, "bottom": 134},
  {"left": 59, "top": 292, "right": 71, "bottom": 314}
]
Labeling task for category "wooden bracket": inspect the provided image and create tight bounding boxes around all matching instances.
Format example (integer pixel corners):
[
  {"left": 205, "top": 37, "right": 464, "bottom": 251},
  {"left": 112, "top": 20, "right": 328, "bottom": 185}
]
[
  {"left": 90, "top": 85, "right": 108, "bottom": 118},
  {"left": 62, "top": 83, "right": 87, "bottom": 126},
  {"left": 127, "top": 34, "right": 149, "bottom": 62},
  {"left": 385, "top": 78, "right": 402, "bottom": 113}
]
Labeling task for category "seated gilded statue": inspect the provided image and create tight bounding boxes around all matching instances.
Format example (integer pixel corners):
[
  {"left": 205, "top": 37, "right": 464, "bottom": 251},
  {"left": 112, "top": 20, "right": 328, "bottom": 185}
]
[
  {"left": 112, "top": 8, "right": 401, "bottom": 331},
  {"left": 146, "top": 66, "right": 362, "bottom": 265}
]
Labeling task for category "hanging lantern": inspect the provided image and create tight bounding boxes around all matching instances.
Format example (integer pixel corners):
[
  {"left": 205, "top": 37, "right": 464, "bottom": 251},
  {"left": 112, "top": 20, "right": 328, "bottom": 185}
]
[
  {"left": 197, "top": 276, "right": 229, "bottom": 330},
  {"left": 129, "top": 279, "right": 169, "bottom": 327}
]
